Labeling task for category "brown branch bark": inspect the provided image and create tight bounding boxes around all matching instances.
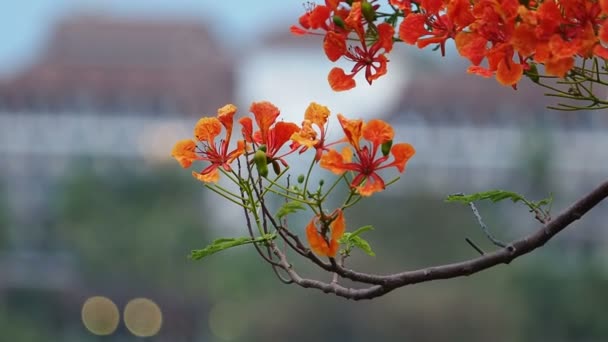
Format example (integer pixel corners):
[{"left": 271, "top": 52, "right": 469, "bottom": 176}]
[{"left": 267, "top": 179, "right": 608, "bottom": 300}]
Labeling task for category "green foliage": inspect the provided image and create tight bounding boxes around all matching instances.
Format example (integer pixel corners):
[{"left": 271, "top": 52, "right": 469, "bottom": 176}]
[
  {"left": 340, "top": 225, "right": 375, "bottom": 256},
  {"left": 446, "top": 189, "right": 552, "bottom": 214},
  {"left": 276, "top": 201, "right": 306, "bottom": 220},
  {"left": 191, "top": 233, "right": 276, "bottom": 260}
]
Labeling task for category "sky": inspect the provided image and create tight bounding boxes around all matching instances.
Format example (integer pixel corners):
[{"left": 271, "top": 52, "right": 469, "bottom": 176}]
[{"left": 0, "top": 0, "right": 300, "bottom": 76}]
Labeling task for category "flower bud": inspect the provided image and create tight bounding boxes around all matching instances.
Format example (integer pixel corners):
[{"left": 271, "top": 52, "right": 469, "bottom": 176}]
[
  {"left": 526, "top": 63, "right": 540, "bottom": 84},
  {"left": 272, "top": 160, "right": 281, "bottom": 175},
  {"left": 361, "top": 1, "right": 376, "bottom": 23},
  {"left": 254, "top": 149, "right": 268, "bottom": 177},
  {"left": 332, "top": 15, "right": 346, "bottom": 29},
  {"left": 297, "top": 174, "right": 306, "bottom": 184},
  {"left": 319, "top": 179, "right": 325, "bottom": 187},
  {"left": 381, "top": 140, "right": 393, "bottom": 157}
]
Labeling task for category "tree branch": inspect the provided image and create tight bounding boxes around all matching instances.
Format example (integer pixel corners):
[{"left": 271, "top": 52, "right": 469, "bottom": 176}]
[{"left": 271, "top": 179, "right": 608, "bottom": 300}]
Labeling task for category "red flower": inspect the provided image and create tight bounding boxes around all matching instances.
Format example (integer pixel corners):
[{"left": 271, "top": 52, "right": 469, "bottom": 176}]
[
  {"left": 239, "top": 101, "right": 300, "bottom": 168},
  {"left": 172, "top": 104, "right": 245, "bottom": 183},
  {"left": 328, "top": 22, "right": 395, "bottom": 91},
  {"left": 320, "top": 115, "right": 415, "bottom": 196}
]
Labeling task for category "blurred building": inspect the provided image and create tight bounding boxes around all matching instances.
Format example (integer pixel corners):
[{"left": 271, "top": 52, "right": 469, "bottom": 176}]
[
  {"left": 0, "top": 14, "right": 234, "bottom": 116},
  {"left": 0, "top": 14, "right": 234, "bottom": 320}
]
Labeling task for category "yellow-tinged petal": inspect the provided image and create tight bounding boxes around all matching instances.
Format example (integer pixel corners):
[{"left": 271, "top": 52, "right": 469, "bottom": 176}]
[
  {"left": 304, "top": 102, "right": 330, "bottom": 127},
  {"left": 171, "top": 139, "right": 197, "bottom": 168},
  {"left": 217, "top": 104, "right": 237, "bottom": 141},
  {"left": 291, "top": 120, "right": 318, "bottom": 148},
  {"left": 192, "top": 169, "right": 219, "bottom": 183},
  {"left": 362, "top": 119, "right": 394, "bottom": 147},
  {"left": 337, "top": 114, "right": 362, "bottom": 150},
  {"left": 356, "top": 174, "right": 385, "bottom": 197},
  {"left": 194, "top": 117, "right": 222, "bottom": 143}
]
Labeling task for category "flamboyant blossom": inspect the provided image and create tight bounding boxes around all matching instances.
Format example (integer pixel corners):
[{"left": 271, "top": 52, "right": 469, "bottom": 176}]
[
  {"left": 296, "top": 0, "right": 608, "bottom": 89},
  {"left": 291, "top": 1, "right": 395, "bottom": 91},
  {"left": 291, "top": 102, "right": 341, "bottom": 161},
  {"left": 306, "top": 209, "right": 346, "bottom": 257},
  {"left": 171, "top": 104, "right": 245, "bottom": 183},
  {"left": 239, "top": 101, "right": 300, "bottom": 169},
  {"left": 320, "top": 115, "right": 415, "bottom": 196}
]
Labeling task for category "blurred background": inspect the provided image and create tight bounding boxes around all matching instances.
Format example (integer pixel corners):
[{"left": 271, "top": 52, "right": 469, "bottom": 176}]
[{"left": 1, "top": 1, "right": 608, "bottom": 341}]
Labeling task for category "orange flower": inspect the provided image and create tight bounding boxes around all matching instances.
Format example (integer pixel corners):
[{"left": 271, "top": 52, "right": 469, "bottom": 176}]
[
  {"left": 320, "top": 115, "right": 415, "bottom": 196},
  {"left": 171, "top": 139, "right": 198, "bottom": 168},
  {"left": 291, "top": 102, "right": 339, "bottom": 161},
  {"left": 328, "top": 22, "right": 394, "bottom": 91},
  {"left": 239, "top": 101, "right": 300, "bottom": 168},
  {"left": 306, "top": 209, "right": 346, "bottom": 257},
  {"left": 172, "top": 104, "right": 245, "bottom": 183}
]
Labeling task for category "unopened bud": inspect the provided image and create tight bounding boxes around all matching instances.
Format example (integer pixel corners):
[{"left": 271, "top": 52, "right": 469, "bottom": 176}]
[
  {"left": 361, "top": 1, "right": 376, "bottom": 23},
  {"left": 319, "top": 179, "right": 325, "bottom": 187},
  {"left": 381, "top": 140, "right": 393, "bottom": 157},
  {"left": 272, "top": 160, "right": 281, "bottom": 175},
  {"left": 332, "top": 15, "right": 345, "bottom": 29},
  {"left": 297, "top": 174, "right": 305, "bottom": 184},
  {"left": 254, "top": 149, "right": 268, "bottom": 177},
  {"left": 526, "top": 63, "right": 540, "bottom": 84}
]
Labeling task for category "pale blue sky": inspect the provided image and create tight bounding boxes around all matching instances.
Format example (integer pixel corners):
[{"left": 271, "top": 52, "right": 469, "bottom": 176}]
[{"left": 0, "top": 0, "right": 299, "bottom": 75}]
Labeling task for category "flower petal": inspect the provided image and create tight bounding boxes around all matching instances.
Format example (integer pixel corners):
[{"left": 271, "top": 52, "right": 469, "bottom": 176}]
[
  {"left": 239, "top": 117, "right": 254, "bottom": 142},
  {"left": 320, "top": 149, "right": 351, "bottom": 174},
  {"left": 330, "top": 209, "right": 346, "bottom": 244},
  {"left": 496, "top": 59, "right": 523, "bottom": 86},
  {"left": 192, "top": 169, "right": 219, "bottom": 183},
  {"left": 305, "top": 102, "right": 331, "bottom": 127},
  {"left": 467, "top": 65, "right": 493, "bottom": 78},
  {"left": 270, "top": 121, "right": 300, "bottom": 155},
  {"left": 328, "top": 67, "right": 356, "bottom": 91},
  {"left": 291, "top": 120, "right": 318, "bottom": 148},
  {"left": 249, "top": 101, "right": 280, "bottom": 143},
  {"left": 362, "top": 119, "right": 394, "bottom": 147},
  {"left": 399, "top": 14, "right": 427, "bottom": 45},
  {"left": 194, "top": 117, "right": 222, "bottom": 143},
  {"left": 389, "top": 143, "right": 416, "bottom": 172},
  {"left": 377, "top": 23, "right": 395, "bottom": 53},
  {"left": 337, "top": 114, "right": 363, "bottom": 150},
  {"left": 324, "top": 31, "right": 347, "bottom": 62},
  {"left": 171, "top": 139, "right": 197, "bottom": 168},
  {"left": 217, "top": 104, "right": 237, "bottom": 141},
  {"left": 356, "top": 173, "right": 385, "bottom": 197},
  {"left": 306, "top": 218, "right": 331, "bottom": 256}
]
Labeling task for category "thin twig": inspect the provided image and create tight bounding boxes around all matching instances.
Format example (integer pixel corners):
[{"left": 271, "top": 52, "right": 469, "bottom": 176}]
[{"left": 468, "top": 202, "right": 507, "bottom": 248}]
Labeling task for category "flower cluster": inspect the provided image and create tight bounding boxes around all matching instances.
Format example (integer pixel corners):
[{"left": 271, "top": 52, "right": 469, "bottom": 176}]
[
  {"left": 292, "top": 0, "right": 608, "bottom": 89},
  {"left": 172, "top": 102, "right": 415, "bottom": 257}
]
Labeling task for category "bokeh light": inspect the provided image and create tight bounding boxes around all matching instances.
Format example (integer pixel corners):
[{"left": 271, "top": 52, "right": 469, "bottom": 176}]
[
  {"left": 123, "top": 298, "right": 163, "bottom": 337},
  {"left": 81, "top": 296, "right": 120, "bottom": 336},
  {"left": 208, "top": 301, "right": 250, "bottom": 341}
]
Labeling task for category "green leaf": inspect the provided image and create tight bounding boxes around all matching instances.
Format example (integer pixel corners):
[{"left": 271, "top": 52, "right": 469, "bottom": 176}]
[
  {"left": 446, "top": 189, "right": 525, "bottom": 204},
  {"left": 276, "top": 201, "right": 306, "bottom": 220},
  {"left": 349, "top": 225, "right": 374, "bottom": 238},
  {"left": 446, "top": 189, "right": 553, "bottom": 215},
  {"left": 349, "top": 236, "right": 375, "bottom": 256},
  {"left": 339, "top": 225, "right": 376, "bottom": 257},
  {"left": 190, "top": 233, "right": 276, "bottom": 260}
]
